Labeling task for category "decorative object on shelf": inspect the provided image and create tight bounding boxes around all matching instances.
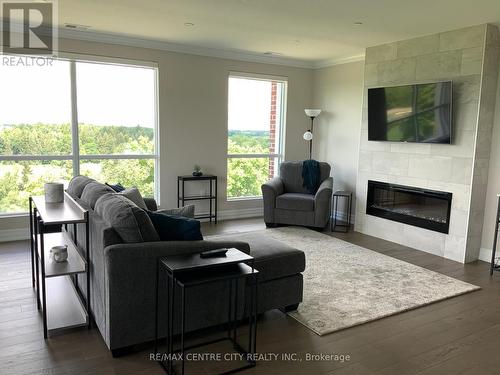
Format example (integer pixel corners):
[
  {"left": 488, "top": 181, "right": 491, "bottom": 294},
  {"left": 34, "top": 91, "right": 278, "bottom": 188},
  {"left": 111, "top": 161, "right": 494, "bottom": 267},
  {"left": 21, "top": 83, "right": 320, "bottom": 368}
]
[
  {"left": 44, "top": 182, "right": 64, "bottom": 203},
  {"left": 303, "top": 108, "right": 322, "bottom": 159},
  {"left": 50, "top": 245, "right": 68, "bottom": 263},
  {"left": 192, "top": 164, "right": 203, "bottom": 177}
]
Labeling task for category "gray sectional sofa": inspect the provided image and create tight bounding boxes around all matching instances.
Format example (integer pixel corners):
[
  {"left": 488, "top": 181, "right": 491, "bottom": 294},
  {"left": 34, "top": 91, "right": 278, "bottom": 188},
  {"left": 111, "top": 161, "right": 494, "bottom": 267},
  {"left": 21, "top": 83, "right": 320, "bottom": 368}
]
[{"left": 66, "top": 176, "right": 305, "bottom": 355}]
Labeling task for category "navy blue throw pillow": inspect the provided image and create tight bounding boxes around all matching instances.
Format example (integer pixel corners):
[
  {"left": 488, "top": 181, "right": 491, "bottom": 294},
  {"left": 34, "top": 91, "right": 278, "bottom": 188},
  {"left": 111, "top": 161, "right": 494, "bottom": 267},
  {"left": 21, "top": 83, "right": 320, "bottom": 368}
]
[
  {"left": 106, "top": 182, "right": 126, "bottom": 192},
  {"left": 146, "top": 211, "right": 203, "bottom": 241}
]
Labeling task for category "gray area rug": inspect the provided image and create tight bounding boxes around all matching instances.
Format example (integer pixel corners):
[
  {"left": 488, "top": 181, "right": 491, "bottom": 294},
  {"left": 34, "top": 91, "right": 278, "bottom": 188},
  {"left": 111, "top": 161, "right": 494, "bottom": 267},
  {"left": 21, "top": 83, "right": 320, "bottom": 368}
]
[{"left": 258, "top": 227, "right": 480, "bottom": 336}]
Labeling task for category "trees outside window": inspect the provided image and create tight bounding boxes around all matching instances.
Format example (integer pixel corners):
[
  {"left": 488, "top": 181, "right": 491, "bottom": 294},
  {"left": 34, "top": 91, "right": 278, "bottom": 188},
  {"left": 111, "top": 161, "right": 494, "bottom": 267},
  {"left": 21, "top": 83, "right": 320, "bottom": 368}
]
[
  {"left": 227, "top": 75, "right": 286, "bottom": 199},
  {"left": 0, "top": 57, "right": 158, "bottom": 214}
]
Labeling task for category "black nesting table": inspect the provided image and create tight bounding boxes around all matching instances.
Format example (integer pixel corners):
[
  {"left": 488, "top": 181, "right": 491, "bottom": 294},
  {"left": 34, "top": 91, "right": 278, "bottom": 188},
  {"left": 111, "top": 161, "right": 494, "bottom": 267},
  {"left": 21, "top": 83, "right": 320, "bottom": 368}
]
[
  {"left": 155, "top": 248, "right": 258, "bottom": 375},
  {"left": 331, "top": 190, "right": 353, "bottom": 232},
  {"left": 490, "top": 194, "right": 500, "bottom": 275}
]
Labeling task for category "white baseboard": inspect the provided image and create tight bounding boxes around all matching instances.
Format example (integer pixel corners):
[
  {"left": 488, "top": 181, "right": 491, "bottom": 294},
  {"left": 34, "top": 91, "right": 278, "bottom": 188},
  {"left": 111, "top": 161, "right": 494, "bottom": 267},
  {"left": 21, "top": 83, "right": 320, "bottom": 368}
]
[
  {"left": 479, "top": 247, "right": 493, "bottom": 263},
  {"left": 0, "top": 228, "right": 30, "bottom": 242},
  {"left": 198, "top": 207, "right": 263, "bottom": 222}
]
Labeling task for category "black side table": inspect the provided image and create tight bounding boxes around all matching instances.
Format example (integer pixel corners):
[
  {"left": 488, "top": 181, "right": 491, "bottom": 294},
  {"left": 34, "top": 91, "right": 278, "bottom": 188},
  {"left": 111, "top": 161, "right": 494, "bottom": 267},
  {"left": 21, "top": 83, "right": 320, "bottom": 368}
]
[
  {"left": 177, "top": 175, "right": 217, "bottom": 222},
  {"left": 331, "top": 190, "right": 352, "bottom": 232},
  {"left": 490, "top": 194, "right": 500, "bottom": 275},
  {"left": 155, "top": 248, "right": 258, "bottom": 375}
]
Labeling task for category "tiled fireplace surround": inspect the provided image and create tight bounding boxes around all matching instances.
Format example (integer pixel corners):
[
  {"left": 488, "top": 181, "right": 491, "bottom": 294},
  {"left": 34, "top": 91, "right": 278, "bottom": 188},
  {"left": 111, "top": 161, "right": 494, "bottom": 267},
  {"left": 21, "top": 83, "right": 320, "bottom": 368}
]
[{"left": 355, "top": 24, "right": 500, "bottom": 263}]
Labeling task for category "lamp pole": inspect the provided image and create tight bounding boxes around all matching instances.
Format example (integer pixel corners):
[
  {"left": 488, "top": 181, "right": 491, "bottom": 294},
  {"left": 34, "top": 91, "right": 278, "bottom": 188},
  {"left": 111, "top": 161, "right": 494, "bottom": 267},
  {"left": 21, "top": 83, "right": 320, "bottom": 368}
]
[
  {"left": 304, "top": 109, "right": 321, "bottom": 160},
  {"left": 308, "top": 116, "right": 314, "bottom": 159}
]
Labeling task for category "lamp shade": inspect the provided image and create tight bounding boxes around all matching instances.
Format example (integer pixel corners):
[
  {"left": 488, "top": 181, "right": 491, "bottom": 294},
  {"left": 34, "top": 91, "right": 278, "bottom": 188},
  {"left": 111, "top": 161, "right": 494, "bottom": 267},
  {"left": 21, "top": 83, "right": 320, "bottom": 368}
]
[{"left": 304, "top": 108, "right": 321, "bottom": 118}]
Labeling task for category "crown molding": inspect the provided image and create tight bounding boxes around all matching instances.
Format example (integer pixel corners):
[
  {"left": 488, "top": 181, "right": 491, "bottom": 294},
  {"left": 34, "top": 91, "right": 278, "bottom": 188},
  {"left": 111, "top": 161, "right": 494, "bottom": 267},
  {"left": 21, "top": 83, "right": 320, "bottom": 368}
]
[
  {"left": 1, "top": 19, "right": 365, "bottom": 70},
  {"left": 57, "top": 27, "right": 317, "bottom": 69},
  {"left": 313, "top": 54, "right": 365, "bottom": 69}
]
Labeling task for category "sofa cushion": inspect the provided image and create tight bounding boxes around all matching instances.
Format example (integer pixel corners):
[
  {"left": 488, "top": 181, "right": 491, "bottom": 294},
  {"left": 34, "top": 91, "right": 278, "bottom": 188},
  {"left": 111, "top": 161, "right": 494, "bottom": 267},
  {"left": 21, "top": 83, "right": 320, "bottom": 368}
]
[
  {"left": 276, "top": 193, "right": 314, "bottom": 211},
  {"left": 67, "top": 175, "right": 95, "bottom": 198},
  {"left": 119, "top": 187, "right": 148, "bottom": 210},
  {"left": 81, "top": 182, "right": 115, "bottom": 209},
  {"left": 157, "top": 205, "right": 195, "bottom": 218},
  {"left": 210, "top": 232, "right": 305, "bottom": 282},
  {"left": 280, "top": 161, "right": 330, "bottom": 194},
  {"left": 146, "top": 211, "right": 203, "bottom": 241},
  {"left": 95, "top": 193, "right": 159, "bottom": 243}
]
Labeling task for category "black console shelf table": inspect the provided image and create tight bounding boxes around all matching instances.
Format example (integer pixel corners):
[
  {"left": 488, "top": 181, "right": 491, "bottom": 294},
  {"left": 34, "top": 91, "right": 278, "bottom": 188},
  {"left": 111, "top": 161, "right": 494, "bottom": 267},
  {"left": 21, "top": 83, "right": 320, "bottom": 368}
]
[
  {"left": 177, "top": 175, "right": 217, "bottom": 222},
  {"left": 29, "top": 192, "right": 91, "bottom": 339}
]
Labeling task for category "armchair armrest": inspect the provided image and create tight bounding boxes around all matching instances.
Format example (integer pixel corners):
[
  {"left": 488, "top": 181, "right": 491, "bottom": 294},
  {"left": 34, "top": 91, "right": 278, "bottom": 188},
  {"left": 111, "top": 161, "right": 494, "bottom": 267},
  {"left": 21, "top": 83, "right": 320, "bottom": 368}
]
[
  {"left": 314, "top": 177, "right": 333, "bottom": 227},
  {"left": 261, "top": 176, "right": 284, "bottom": 197},
  {"left": 261, "top": 177, "right": 284, "bottom": 224},
  {"left": 315, "top": 177, "right": 333, "bottom": 200}
]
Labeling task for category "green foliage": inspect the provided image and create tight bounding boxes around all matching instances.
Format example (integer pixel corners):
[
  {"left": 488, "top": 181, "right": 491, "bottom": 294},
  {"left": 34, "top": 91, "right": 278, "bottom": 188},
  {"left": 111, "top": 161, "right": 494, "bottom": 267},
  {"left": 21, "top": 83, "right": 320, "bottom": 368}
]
[
  {"left": 0, "top": 123, "right": 155, "bottom": 213},
  {"left": 0, "top": 125, "right": 275, "bottom": 212},
  {"left": 227, "top": 130, "right": 273, "bottom": 198}
]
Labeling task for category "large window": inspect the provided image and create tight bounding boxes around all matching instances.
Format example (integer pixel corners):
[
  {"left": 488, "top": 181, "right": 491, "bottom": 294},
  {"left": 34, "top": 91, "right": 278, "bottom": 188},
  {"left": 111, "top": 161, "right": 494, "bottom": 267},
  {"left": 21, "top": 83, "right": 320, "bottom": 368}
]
[
  {"left": 227, "top": 74, "right": 286, "bottom": 199},
  {"left": 0, "top": 56, "right": 158, "bottom": 214}
]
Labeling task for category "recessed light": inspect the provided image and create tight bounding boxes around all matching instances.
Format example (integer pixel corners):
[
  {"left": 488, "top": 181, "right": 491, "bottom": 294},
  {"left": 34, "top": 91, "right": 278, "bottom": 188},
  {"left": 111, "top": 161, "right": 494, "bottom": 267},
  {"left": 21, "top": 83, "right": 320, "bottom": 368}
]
[
  {"left": 184, "top": 22, "right": 195, "bottom": 27},
  {"left": 353, "top": 22, "right": 363, "bottom": 25}
]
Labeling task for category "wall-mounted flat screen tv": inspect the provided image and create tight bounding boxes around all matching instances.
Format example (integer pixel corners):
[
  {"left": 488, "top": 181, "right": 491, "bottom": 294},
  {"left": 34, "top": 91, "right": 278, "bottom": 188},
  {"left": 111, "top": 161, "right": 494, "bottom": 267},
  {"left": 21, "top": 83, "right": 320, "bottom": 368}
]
[{"left": 368, "top": 81, "right": 452, "bottom": 144}]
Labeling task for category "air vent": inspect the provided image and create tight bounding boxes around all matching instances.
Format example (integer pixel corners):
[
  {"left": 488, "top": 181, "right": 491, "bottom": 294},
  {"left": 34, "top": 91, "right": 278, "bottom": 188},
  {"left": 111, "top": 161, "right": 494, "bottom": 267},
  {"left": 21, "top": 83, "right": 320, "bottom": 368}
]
[{"left": 64, "top": 23, "right": 90, "bottom": 31}]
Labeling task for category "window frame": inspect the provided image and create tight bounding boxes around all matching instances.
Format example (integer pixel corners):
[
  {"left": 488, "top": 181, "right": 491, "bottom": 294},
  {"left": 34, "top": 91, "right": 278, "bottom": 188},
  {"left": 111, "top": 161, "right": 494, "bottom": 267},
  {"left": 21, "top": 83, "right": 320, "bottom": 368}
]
[
  {"left": 0, "top": 53, "right": 160, "bottom": 217},
  {"left": 226, "top": 72, "right": 287, "bottom": 201}
]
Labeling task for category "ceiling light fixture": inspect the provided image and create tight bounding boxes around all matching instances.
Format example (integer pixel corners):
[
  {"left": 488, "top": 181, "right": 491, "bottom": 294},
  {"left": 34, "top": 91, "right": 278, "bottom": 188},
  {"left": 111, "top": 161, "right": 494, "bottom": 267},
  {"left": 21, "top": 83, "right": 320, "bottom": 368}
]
[
  {"left": 184, "top": 22, "right": 195, "bottom": 27},
  {"left": 353, "top": 22, "right": 363, "bottom": 25}
]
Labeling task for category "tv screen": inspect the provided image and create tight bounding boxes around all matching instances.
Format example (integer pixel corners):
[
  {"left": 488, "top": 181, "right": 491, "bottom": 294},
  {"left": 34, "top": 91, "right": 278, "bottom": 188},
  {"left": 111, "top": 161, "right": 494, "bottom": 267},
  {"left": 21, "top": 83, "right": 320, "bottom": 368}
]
[{"left": 368, "top": 81, "right": 452, "bottom": 144}]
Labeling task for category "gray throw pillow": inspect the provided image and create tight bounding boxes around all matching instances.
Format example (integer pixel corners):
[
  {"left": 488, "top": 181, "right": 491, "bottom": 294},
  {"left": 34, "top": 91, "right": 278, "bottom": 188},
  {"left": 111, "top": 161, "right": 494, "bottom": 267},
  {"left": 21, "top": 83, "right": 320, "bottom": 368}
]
[
  {"left": 157, "top": 205, "right": 195, "bottom": 218},
  {"left": 119, "top": 187, "right": 148, "bottom": 210},
  {"left": 81, "top": 182, "right": 115, "bottom": 209},
  {"left": 67, "top": 175, "right": 95, "bottom": 198},
  {"left": 95, "top": 193, "right": 159, "bottom": 243}
]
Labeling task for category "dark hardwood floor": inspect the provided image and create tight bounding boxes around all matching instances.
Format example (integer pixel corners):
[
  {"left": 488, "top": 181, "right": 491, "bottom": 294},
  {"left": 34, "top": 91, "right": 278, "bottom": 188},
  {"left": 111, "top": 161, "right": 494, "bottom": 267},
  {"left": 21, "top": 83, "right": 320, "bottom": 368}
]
[{"left": 1, "top": 218, "right": 499, "bottom": 374}]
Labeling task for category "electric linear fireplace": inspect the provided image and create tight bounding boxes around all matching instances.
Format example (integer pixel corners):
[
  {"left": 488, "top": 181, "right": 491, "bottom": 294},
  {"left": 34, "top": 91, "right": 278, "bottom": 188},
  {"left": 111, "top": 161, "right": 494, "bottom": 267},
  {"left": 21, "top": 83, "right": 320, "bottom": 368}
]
[{"left": 366, "top": 180, "right": 453, "bottom": 234}]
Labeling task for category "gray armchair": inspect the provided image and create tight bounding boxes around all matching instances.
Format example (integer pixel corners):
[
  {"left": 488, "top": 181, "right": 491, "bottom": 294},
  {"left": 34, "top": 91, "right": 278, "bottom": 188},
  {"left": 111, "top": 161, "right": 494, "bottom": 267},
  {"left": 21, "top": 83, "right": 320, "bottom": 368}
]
[{"left": 262, "top": 161, "right": 333, "bottom": 228}]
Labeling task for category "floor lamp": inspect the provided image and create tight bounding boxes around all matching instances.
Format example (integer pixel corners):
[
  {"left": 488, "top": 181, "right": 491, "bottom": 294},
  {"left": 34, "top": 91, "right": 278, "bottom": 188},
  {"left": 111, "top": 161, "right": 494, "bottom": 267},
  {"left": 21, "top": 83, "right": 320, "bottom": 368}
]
[{"left": 303, "top": 109, "right": 322, "bottom": 159}]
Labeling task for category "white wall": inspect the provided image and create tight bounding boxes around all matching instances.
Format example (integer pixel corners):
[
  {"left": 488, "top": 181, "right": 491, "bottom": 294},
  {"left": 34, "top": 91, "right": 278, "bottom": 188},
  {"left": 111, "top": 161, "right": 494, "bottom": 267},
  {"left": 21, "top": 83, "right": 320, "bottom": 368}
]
[
  {"left": 312, "top": 61, "right": 365, "bottom": 220},
  {"left": 0, "top": 37, "right": 314, "bottom": 240}
]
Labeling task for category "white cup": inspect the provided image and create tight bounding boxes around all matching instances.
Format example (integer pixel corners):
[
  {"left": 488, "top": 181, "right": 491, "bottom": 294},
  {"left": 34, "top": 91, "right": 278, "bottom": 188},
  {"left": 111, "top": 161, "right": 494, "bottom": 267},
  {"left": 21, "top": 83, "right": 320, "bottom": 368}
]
[{"left": 50, "top": 245, "right": 68, "bottom": 263}]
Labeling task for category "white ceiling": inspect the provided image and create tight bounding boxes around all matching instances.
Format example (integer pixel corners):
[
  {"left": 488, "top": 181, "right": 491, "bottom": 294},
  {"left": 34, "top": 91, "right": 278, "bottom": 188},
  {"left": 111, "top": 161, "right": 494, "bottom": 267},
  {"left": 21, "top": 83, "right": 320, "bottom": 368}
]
[{"left": 40, "top": 0, "right": 500, "bottom": 66}]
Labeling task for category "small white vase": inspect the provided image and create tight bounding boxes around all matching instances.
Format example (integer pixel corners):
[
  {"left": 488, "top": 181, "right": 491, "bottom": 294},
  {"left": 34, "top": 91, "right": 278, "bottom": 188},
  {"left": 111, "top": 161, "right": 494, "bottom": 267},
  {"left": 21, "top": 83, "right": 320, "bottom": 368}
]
[{"left": 44, "top": 182, "right": 64, "bottom": 203}]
